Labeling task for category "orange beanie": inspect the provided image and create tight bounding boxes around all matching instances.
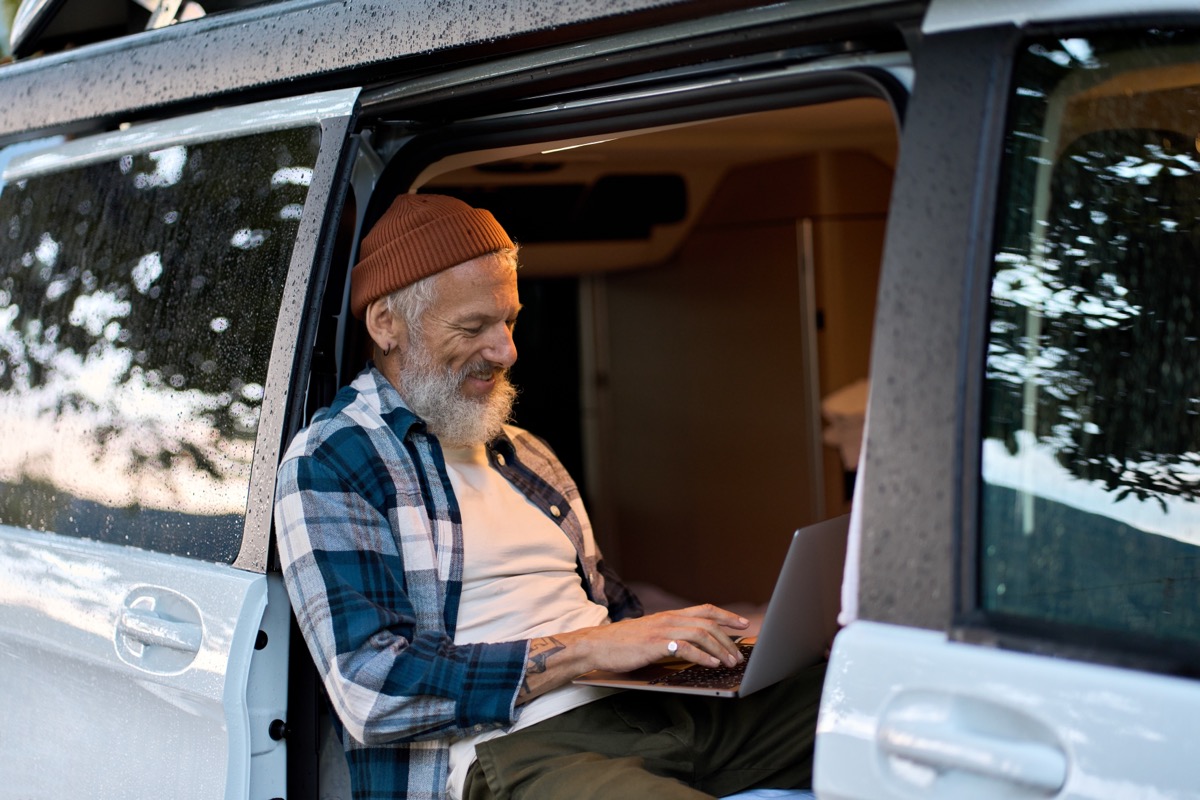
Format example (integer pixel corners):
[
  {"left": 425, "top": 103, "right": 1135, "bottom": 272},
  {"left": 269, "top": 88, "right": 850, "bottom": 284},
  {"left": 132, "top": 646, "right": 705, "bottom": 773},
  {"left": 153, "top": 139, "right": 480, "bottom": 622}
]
[{"left": 350, "top": 194, "right": 514, "bottom": 319}]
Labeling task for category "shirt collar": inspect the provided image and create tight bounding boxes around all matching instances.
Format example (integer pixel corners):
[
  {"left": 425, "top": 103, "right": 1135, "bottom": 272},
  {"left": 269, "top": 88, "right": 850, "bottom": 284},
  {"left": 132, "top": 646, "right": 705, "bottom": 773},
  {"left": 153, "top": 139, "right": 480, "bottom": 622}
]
[
  {"left": 365, "top": 364, "right": 424, "bottom": 439},
  {"left": 488, "top": 429, "right": 517, "bottom": 460}
]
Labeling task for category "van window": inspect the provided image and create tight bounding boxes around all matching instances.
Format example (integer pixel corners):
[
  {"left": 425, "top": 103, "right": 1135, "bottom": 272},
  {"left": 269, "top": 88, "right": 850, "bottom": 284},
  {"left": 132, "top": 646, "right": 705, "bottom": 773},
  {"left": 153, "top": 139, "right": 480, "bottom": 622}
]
[
  {"left": 0, "top": 127, "right": 320, "bottom": 562},
  {"left": 981, "top": 30, "right": 1200, "bottom": 646}
]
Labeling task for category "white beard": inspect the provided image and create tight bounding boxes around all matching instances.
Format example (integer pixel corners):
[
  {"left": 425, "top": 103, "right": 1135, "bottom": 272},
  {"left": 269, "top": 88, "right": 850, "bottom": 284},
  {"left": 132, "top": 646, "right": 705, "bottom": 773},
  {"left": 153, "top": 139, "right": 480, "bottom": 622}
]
[{"left": 397, "top": 340, "right": 517, "bottom": 448}]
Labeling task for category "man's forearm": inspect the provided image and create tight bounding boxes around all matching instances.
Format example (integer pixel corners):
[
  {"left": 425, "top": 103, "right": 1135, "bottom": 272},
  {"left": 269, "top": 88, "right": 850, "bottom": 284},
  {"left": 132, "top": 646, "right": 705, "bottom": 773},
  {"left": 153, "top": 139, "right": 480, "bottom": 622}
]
[{"left": 517, "top": 634, "right": 584, "bottom": 704}]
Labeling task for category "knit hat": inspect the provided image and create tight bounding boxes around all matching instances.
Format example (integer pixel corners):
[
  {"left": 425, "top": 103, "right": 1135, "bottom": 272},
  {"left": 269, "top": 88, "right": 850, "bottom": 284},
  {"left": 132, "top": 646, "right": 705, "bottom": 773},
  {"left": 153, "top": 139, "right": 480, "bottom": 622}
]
[{"left": 350, "top": 194, "right": 514, "bottom": 318}]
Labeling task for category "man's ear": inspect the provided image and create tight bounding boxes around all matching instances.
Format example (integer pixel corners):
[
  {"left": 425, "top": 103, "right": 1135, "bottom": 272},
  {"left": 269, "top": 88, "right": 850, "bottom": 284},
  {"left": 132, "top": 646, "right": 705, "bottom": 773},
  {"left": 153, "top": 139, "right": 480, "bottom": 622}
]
[{"left": 364, "top": 298, "right": 409, "bottom": 354}]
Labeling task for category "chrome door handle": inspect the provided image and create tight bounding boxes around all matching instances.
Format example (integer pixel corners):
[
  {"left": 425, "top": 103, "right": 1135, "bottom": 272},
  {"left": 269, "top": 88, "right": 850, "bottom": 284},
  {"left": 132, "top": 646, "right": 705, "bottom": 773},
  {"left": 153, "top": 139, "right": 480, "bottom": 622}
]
[
  {"left": 114, "top": 588, "right": 205, "bottom": 672},
  {"left": 878, "top": 716, "right": 1067, "bottom": 793},
  {"left": 117, "top": 606, "right": 202, "bottom": 653}
]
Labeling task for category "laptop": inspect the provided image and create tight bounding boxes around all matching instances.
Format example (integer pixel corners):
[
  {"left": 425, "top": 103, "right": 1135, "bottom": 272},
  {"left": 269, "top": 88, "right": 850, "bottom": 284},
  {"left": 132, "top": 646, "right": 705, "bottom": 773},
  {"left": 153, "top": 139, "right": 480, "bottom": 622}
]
[{"left": 574, "top": 514, "right": 849, "bottom": 698}]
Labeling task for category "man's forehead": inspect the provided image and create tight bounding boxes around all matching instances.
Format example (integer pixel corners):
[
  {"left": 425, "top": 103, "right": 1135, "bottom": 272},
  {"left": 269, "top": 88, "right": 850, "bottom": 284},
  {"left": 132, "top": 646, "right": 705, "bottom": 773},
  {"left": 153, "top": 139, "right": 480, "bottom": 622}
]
[
  {"left": 440, "top": 253, "right": 516, "bottom": 287},
  {"left": 428, "top": 256, "right": 520, "bottom": 319}
]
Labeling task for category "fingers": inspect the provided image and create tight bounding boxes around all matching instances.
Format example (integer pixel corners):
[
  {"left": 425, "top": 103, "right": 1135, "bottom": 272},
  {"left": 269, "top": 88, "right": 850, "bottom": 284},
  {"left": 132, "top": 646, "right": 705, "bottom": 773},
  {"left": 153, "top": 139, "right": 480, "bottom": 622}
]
[
  {"left": 656, "top": 607, "right": 746, "bottom": 667},
  {"left": 667, "top": 628, "right": 740, "bottom": 668},
  {"left": 675, "top": 603, "right": 752, "bottom": 630}
]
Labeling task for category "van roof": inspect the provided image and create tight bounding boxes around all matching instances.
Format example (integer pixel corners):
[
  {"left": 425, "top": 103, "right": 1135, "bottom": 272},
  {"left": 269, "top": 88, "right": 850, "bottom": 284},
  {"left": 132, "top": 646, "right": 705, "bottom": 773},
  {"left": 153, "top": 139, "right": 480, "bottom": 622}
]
[{"left": 0, "top": 0, "right": 923, "bottom": 146}]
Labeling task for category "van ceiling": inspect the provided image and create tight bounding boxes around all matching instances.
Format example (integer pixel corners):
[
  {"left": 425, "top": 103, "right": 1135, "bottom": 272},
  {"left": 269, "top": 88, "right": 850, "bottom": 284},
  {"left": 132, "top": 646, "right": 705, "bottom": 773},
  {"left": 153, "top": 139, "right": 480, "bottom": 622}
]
[{"left": 421, "top": 98, "right": 898, "bottom": 277}]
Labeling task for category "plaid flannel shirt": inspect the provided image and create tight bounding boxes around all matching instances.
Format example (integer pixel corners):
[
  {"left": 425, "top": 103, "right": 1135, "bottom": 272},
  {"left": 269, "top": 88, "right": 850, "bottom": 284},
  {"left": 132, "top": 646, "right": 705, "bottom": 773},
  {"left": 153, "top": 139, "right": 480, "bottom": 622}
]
[{"left": 274, "top": 366, "right": 642, "bottom": 800}]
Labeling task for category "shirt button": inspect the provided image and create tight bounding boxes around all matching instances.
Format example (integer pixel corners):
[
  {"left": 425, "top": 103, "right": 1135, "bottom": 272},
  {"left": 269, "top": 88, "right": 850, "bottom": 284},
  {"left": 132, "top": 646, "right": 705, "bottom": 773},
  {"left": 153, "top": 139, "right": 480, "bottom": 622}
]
[
  {"left": 495, "top": 453, "right": 506, "bottom": 466},
  {"left": 549, "top": 505, "right": 561, "bottom": 517}
]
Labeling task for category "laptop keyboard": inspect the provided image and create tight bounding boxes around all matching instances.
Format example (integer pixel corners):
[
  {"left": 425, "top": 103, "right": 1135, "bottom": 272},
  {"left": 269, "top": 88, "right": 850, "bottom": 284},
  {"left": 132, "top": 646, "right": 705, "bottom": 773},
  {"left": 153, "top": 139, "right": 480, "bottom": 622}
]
[{"left": 648, "top": 642, "right": 755, "bottom": 689}]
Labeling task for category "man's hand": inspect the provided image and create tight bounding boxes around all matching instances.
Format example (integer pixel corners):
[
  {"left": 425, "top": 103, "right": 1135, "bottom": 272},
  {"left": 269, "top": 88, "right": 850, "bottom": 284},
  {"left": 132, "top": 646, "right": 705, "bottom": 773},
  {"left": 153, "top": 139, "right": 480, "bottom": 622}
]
[
  {"left": 573, "top": 604, "right": 749, "bottom": 672},
  {"left": 516, "top": 604, "right": 749, "bottom": 704}
]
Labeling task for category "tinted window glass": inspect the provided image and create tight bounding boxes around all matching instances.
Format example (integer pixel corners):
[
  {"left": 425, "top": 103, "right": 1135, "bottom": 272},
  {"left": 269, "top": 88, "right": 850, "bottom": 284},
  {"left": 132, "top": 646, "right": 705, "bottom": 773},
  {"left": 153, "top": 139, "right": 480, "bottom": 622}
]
[
  {"left": 0, "top": 127, "right": 319, "bottom": 562},
  {"left": 981, "top": 31, "right": 1200, "bottom": 646}
]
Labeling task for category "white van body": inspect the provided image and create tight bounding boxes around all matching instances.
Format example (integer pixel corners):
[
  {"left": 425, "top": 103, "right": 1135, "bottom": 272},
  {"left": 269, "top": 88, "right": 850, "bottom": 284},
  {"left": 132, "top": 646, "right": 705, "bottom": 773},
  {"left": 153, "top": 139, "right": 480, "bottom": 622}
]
[{"left": 2, "top": 1, "right": 1199, "bottom": 798}]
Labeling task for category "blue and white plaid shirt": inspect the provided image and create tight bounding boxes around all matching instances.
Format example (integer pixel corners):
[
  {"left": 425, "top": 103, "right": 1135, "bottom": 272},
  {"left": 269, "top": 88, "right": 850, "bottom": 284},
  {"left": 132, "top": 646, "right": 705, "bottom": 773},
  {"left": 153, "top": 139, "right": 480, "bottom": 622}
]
[{"left": 274, "top": 366, "right": 642, "bottom": 800}]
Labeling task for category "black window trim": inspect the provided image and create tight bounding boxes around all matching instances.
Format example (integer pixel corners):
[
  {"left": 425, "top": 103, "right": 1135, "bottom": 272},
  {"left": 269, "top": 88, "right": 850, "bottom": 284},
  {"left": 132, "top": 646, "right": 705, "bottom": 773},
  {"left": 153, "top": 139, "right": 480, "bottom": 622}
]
[
  {"left": 243, "top": 96, "right": 362, "bottom": 574},
  {"left": 850, "top": 22, "right": 1019, "bottom": 633}
]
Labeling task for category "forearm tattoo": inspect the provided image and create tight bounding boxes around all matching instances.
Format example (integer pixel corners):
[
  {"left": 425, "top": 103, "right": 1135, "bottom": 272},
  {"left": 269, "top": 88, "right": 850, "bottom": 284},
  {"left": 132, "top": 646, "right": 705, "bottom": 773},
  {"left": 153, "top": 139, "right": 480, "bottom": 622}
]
[{"left": 520, "top": 636, "right": 566, "bottom": 697}]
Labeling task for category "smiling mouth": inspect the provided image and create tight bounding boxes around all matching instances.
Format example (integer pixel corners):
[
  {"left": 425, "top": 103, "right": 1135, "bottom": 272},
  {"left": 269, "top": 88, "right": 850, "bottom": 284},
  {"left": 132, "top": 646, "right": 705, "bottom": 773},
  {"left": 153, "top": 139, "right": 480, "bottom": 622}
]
[
  {"left": 468, "top": 367, "right": 498, "bottom": 382},
  {"left": 462, "top": 365, "right": 504, "bottom": 392}
]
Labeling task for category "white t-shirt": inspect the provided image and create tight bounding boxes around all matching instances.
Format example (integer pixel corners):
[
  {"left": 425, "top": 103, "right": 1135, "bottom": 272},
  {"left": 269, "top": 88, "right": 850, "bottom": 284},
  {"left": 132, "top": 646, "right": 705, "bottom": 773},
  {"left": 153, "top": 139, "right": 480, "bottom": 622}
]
[{"left": 442, "top": 442, "right": 615, "bottom": 800}]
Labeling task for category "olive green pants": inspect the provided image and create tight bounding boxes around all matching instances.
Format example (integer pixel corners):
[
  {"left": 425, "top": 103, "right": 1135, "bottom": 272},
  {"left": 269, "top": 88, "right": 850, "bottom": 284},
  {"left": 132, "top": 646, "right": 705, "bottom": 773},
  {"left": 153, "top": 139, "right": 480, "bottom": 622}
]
[{"left": 464, "top": 661, "right": 825, "bottom": 800}]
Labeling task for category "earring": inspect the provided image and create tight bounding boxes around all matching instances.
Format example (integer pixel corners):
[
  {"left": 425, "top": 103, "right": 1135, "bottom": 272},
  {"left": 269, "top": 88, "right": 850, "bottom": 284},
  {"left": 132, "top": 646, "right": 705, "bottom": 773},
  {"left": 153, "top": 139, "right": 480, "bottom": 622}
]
[{"left": 383, "top": 342, "right": 392, "bottom": 357}]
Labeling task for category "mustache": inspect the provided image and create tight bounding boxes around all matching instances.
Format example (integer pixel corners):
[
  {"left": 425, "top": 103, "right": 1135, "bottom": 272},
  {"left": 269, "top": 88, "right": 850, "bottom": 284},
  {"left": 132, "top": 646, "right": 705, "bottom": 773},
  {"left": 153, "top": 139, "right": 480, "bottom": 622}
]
[{"left": 461, "top": 360, "right": 507, "bottom": 383}]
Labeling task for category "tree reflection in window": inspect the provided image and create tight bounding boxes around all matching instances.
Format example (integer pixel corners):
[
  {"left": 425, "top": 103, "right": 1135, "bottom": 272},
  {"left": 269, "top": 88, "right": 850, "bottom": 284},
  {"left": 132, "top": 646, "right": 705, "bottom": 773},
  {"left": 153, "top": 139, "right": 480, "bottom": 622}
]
[
  {"left": 0, "top": 127, "right": 320, "bottom": 562},
  {"left": 989, "top": 128, "right": 1200, "bottom": 508},
  {"left": 981, "top": 32, "right": 1200, "bottom": 644}
]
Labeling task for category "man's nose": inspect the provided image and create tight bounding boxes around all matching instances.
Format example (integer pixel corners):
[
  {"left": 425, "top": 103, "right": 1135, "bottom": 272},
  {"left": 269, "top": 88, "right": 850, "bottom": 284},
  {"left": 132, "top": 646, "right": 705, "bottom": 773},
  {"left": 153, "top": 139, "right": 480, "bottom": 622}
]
[{"left": 485, "top": 325, "right": 518, "bottom": 368}]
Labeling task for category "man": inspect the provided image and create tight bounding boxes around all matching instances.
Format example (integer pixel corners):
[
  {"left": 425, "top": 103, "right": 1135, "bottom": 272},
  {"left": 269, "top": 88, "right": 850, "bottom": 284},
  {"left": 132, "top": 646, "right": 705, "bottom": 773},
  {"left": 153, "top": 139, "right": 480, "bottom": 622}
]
[{"left": 275, "top": 194, "right": 823, "bottom": 800}]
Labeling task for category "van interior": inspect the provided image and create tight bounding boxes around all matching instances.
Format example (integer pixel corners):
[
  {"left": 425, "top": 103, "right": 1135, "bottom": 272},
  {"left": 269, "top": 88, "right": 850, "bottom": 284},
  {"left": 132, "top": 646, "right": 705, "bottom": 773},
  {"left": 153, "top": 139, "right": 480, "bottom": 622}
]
[{"left": 331, "top": 96, "right": 898, "bottom": 608}]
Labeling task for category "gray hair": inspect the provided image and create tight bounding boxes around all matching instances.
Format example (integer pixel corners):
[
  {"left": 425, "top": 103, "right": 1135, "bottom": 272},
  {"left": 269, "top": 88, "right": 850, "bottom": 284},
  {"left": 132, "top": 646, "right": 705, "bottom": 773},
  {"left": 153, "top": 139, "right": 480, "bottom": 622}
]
[
  {"left": 382, "top": 247, "right": 519, "bottom": 339},
  {"left": 383, "top": 271, "right": 439, "bottom": 341}
]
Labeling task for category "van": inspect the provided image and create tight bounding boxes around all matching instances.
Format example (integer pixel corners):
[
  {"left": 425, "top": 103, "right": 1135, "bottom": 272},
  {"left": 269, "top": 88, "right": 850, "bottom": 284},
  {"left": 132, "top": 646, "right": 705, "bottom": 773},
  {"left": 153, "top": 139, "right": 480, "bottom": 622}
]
[{"left": 1, "top": 0, "right": 1198, "bottom": 797}]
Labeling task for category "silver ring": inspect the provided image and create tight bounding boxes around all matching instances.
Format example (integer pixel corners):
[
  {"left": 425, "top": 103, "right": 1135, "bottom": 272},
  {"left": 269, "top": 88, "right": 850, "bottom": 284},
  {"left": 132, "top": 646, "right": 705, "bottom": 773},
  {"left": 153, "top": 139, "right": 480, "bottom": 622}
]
[{"left": 667, "top": 640, "right": 679, "bottom": 656}]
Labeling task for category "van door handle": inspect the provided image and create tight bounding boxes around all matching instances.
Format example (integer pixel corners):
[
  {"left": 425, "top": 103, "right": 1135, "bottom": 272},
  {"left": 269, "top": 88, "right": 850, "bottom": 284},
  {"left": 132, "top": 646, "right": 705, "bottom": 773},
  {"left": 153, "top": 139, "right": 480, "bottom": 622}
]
[
  {"left": 877, "top": 718, "right": 1067, "bottom": 793},
  {"left": 117, "top": 606, "right": 202, "bottom": 653}
]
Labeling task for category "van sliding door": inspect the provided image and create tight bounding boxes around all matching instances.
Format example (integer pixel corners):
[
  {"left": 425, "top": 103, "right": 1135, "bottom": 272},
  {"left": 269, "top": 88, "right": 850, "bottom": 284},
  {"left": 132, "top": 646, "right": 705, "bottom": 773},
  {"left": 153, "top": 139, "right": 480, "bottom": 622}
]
[{"left": 0, "top": 88, "right": 358, "bottom": 799}]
